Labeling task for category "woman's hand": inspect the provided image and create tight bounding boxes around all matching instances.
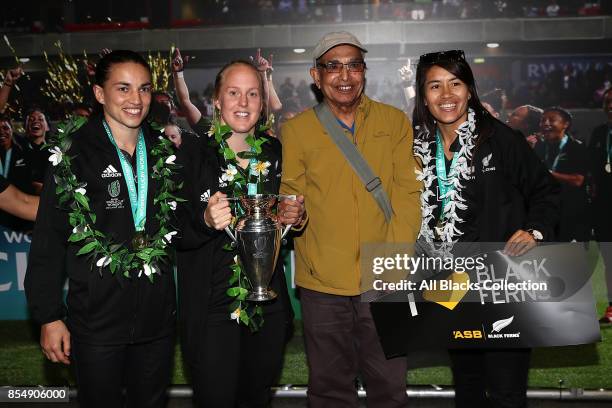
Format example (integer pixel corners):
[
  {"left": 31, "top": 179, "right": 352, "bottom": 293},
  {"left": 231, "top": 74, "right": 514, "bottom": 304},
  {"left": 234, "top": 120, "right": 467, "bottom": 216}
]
[
  {"left": 278, "top": 195, "right": 305, "bottom": 226},
  {"left": 204, "top": 192, "right": 232, "bottom": 230},
  {"left": 504, "top": 229, "right": 537, "bottom": 257}
]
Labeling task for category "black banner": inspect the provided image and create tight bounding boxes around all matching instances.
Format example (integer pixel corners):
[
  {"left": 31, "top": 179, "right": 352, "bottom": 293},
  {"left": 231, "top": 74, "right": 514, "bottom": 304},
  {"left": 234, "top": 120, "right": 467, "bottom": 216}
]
[{"left": 370, "top": 243, "right": 600, "bottom": 357}]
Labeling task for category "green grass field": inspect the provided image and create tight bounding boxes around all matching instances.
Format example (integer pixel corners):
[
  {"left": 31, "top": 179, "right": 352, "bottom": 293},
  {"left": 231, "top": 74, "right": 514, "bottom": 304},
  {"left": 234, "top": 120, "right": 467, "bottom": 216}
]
[{"left": 1, "top": 245, "right": 611, "bottom": 389}]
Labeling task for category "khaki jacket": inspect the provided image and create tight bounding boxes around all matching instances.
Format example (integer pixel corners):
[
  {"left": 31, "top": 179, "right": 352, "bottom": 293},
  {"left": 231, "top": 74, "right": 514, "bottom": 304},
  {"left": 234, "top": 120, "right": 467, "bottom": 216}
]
[{"left": 280, "top": 95, "right": 422, "bottom": 295}]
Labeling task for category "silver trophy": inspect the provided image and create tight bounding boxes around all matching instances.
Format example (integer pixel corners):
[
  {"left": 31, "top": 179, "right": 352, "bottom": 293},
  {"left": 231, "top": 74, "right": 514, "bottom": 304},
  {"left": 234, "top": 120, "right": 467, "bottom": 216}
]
[{"left": 225, "top": 194, "right": 293, "bottom": 302}]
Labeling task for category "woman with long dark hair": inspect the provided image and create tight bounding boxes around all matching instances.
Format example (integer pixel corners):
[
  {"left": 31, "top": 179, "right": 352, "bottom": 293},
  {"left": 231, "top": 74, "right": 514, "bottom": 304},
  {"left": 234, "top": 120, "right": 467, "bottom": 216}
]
[
  {"left": 175, "top": 60, "right": 303, "bottom": 407},
  {"left": 412, "top": 50, "right": 560, "bottom": 407}
]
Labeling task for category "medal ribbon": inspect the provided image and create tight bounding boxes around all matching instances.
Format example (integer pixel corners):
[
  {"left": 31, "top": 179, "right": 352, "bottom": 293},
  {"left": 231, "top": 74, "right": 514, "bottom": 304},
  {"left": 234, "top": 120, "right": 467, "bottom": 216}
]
[
  {"left": 546, "top": 134, "right": 568, "bottom": 171},
  {"left": 103, "top": 120, "right": 148, "bottom": 232},
  {"left": 435, "top": 131, "right": 460, "bottom": 221},
  {"left": 0, "top": 148, "right": 12, "bottom": 178},
  {"left": 247, "top": 145, "right": 258, "bottom": 195}
]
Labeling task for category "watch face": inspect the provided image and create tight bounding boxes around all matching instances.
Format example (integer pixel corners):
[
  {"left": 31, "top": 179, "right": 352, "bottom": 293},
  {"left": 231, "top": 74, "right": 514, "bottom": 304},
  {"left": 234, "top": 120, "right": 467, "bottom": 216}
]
[{"left": 531, "top": 230, "right": 544, "bottom": 241}]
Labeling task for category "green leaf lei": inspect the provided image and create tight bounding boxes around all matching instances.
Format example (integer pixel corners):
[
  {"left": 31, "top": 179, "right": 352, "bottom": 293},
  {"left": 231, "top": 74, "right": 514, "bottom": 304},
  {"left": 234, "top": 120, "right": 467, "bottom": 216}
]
[
  {"left": 208, "top": 114, "right": 275, "bottom": 331},
  {"left": 47, "top": 116, "right": 184, "bottom": 281}
]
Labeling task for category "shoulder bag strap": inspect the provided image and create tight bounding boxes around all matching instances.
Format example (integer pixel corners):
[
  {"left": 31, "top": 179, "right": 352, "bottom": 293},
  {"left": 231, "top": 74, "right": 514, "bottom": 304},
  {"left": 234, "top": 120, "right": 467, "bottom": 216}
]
[{"left": 313, "top": 102, "right": 393, "bottom": 222}]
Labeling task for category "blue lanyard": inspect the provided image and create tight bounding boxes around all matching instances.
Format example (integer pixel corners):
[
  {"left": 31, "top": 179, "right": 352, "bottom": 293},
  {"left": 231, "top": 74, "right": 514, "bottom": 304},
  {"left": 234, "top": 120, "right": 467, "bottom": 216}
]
[
  {"left": 547, "top": 134, "right": 568, "bottom": 171},
  {"left": 435, "top": 131, "right": 460, "bottom": 220},
  {"left": 0, "top": 148, "right": 12, "bottom": 178},
  {"left": 247, "top": 145, "right": 259, "bottom": 195},
  {"left": 103, "top": 120, "right": 148, "bottom": 232}
]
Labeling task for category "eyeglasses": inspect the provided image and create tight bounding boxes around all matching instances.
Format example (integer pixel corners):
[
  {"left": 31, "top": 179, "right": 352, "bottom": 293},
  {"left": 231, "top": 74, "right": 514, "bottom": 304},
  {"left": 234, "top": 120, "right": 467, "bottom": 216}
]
[
  {"left": 418, "top": 50, "right": 466, "bottom": 66},
  {"left": 316, "top": 61, "right": 367, "bottom": 73}
]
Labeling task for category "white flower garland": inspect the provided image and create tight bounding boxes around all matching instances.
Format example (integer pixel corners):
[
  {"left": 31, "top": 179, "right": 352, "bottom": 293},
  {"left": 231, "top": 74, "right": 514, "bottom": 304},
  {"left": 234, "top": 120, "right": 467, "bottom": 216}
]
[{"left": 414, "top": 109, "right": 478, "bottom": 258}]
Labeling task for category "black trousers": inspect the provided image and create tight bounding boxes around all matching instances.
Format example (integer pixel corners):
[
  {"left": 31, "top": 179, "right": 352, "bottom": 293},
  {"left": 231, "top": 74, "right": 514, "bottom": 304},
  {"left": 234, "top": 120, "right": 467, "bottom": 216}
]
[
  {"left": 71, "top": 335, "right": 175, "bottom": 408},
  {"left": 300, "top": 288, "right": 408, "bottom": 408},
  {"left": 188, "top": 310, "right": 287, "bottom": 408},
  {"left": 449, "top": 348, "right": 531, "bottom": 408}
]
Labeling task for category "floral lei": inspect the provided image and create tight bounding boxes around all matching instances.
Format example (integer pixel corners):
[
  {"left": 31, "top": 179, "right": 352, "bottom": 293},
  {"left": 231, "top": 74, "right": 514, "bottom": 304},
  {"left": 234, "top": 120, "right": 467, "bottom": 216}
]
[
  {"left": 413, "top": 108, "right": 477, "bottom": 258},
  {"left": 208, "top": 114, "right": 275, "bottom": 331},
  {"left": 47, "top": 116, "right": 184, "bottom": 282}
]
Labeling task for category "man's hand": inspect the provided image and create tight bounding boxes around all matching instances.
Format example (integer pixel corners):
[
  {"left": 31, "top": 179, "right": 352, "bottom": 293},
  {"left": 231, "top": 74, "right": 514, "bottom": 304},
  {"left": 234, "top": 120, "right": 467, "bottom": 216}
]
[
  {"left": 250, "top": 48, "right": 273, "bottom": 74},
  {"left": 278, "top": 195, "right": 305, "bottom": 226},
  {"left": 204, "top": 191, "right": 232, "bottom": 230},
  {"left": 504, "top": 229, "right": 537, "bottom": 257},
  {"left": 3, "top": 67, "right": 23, "bottom": 87},
  {"left": 172, "top": 48, "right": 190, "bottom": 73},
  {"left": 40, "top": 320, "right": 71, "bottom": 365}
]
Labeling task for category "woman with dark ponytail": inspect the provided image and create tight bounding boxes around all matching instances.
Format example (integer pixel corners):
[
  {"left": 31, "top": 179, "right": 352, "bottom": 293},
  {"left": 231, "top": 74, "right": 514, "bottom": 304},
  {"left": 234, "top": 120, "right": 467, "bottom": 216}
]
[{"left": 25, "top": 50, "right": 178, "bottom": 408}]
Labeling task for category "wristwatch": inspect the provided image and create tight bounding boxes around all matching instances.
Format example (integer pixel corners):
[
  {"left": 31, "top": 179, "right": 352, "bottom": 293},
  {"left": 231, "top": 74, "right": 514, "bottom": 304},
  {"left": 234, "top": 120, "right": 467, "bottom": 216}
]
[{"left": 527, "top": 229, "right": 543, "bottom": 242}]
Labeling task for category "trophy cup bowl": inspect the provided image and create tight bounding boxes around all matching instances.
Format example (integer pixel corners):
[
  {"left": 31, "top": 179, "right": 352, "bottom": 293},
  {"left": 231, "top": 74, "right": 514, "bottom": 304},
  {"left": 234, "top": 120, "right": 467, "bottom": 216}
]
[{"left": 225, "top": 194, "right": 292, "bottom": 302}]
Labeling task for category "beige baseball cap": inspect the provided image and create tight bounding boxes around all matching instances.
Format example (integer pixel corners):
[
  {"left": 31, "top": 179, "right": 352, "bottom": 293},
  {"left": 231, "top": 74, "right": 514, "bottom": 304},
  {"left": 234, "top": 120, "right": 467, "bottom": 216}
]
[{"left": 312, "top": 31, "right": 368, "bottom": 63}]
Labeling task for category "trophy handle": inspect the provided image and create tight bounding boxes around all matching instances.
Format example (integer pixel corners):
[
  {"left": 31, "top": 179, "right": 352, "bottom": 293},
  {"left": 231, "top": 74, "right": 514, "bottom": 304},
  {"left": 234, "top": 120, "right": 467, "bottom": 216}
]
[
  {"left": 281, "top": 224, "right": 292, "bottom": 240},
  {"left": 279, "top": 193, "right": 296, "bottom": 242},
  {"left": 225, "top": 226, "right": 238, "bottom": 245}
]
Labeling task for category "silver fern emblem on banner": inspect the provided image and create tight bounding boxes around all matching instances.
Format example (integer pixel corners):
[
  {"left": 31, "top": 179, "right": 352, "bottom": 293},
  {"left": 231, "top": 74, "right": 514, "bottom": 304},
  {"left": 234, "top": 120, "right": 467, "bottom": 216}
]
[{"left": 491, "top": 316, "right": 514, "bottom": 333}]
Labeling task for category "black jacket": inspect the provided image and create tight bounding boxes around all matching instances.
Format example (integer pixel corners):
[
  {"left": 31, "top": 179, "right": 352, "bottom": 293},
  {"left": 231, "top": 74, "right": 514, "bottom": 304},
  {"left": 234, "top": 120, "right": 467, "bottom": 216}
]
[
  {"left": 419, "top": 119, "right": 560, "bottom": 245},
  {"left": 25, "top": 116, "right": 176, "bottom": 345},
  {"left": 534, "top": 135, "right": 589, "bottom": 241},
  {"left": 175, "top": 132, "right": 292, "bottom": 361},
  {"left": 588, "top": 123, "right": 612, "bottom": 239},
  {"left": 0, "top": 143, "right": 35, "bottom": 231}
]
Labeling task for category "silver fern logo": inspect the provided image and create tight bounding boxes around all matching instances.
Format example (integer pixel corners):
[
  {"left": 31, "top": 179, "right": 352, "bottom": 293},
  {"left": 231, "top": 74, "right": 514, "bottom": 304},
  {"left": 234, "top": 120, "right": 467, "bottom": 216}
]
[
  {"left": 482, "top": 153, "right": 492, "bottom": 168},
  {"left": 487, "top": 315, "right": 520, "bottom": 340},
  {"left": 491, "top": 316, "right": 514, "bottom": 333}
]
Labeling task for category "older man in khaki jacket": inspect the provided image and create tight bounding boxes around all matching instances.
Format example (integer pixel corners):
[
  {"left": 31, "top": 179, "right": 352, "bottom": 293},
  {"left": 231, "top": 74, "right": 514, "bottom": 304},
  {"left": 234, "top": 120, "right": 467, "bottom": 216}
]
[{"left": 279, "top": 31, "right": 421, "bottom": 407}]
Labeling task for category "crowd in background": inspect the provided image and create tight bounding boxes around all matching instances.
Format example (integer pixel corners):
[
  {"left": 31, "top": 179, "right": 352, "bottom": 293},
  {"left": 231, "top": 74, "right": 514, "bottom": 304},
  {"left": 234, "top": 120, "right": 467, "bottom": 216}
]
[{"left": 0, "top": 0, "right": 609, "bottom": 33}]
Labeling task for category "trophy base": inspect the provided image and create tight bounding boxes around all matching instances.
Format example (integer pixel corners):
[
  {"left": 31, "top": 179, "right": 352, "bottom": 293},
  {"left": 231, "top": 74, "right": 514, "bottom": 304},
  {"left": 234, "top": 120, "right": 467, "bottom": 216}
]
[{"left": 247, "top": 288, "right": 278, "bottom": 302}]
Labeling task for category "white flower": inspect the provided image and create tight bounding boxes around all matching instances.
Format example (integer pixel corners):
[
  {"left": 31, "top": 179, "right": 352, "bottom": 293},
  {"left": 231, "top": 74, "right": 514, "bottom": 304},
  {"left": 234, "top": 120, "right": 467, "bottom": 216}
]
[
  {"left": 75, "top": 187, "right": 87, "bottom": 195},
  {"left": 165, "top": 155, "right": 176, "bottom": 165},
  {"left": 48, "top": 146, "right": 63, "bottom": 166},
  {"left": 139, "top": 263, "right": 156, "bottom": 278},
  {"left": 230, "top": 307, "right": 241, "bottom": 323},
  {"left": 168, "top": 201, "right": 177, "bottom": 211},
  {"left": 96, "top": 256, "right": 111, "bottom": 267},
  {"left": 164, "top": 231, "right": 178, "bottom": 243},
  {"left": 72, "top": 225, "right": 89, "bottom": 234},
  {"left": 221, "top": 164, "right": 238, "bottom": 182},
  {"left": 250, "top": 160, "right": 271, "bottom": 177}
]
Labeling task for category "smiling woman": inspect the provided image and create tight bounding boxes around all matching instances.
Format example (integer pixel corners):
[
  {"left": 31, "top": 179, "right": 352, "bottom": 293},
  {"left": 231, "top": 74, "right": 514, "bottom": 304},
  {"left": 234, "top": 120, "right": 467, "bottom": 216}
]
[
  {"left": 174, "top": 59, "right": 301, "bottom": 408},
  {"left": 25, "top": 50, "right": 180, "bottom": 408},
  {"left": 411, "top": 49, "right": 560, "bottom": 408}
]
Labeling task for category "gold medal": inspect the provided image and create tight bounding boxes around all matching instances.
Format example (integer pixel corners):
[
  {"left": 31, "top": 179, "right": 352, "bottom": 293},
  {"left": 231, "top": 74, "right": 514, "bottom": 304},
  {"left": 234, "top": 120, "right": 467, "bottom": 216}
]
[
  {"left": 131, "top": 232, "right": 147, "bottom": 250},
  {"left": 606, "top": 162, "right": 611, "bottom": 174}
]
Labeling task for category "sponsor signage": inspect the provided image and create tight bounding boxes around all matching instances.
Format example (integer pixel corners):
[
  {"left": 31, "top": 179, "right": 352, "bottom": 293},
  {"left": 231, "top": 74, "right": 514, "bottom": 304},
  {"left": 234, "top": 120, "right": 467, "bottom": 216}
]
[{"left": 370, "top": 243, "right": 600, "bottom": 356}]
